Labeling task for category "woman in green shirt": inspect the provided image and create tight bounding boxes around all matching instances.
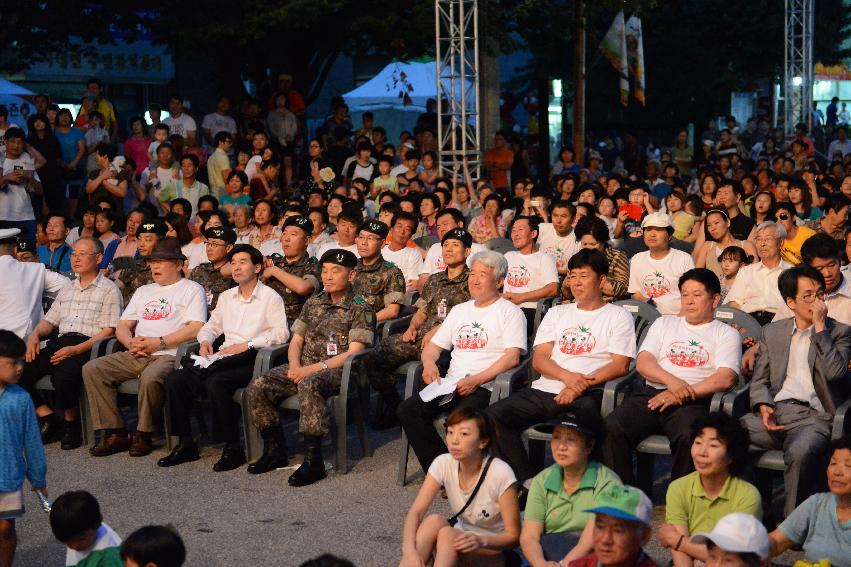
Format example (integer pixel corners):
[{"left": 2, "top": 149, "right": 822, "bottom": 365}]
[
  {"left": 658, "top": 412, "right": 762, "bottom": 567},
  {"left": 519, "top": 408, "right": 621, "bottom": 567}
]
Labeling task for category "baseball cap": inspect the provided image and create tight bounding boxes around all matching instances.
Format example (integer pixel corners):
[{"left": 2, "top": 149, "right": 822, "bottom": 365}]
[
  {"left": 441, "top": 228, "right": 473, "bottom": 248},
  {"left": 641, "top": 211, "right": 672, "bottom": 231},
  {"left": 584, "top": 485, "right": 652, "bottom": 526},
  {"left": 204, "top": 226, "right": 236, "bottom": 244},
  {"left": 359, "top": 219, "right": 389, "bottom": 239},
  {"left": 283, "top": 215, "right": 314, "bottom": 236},
  {"left": 536, "top": 407, "right": 604, "bottom": 442},
  {"left": 690, "top": 513, "right": 769, "bottom": 560},
  {"left": 319, "top": 248, "right": 358, "bottom": 269}
]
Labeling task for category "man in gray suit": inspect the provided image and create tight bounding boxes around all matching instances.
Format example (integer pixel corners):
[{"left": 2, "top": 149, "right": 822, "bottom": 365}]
[{"left": 742, "top": 265, "right": 851, "bottom": 516}]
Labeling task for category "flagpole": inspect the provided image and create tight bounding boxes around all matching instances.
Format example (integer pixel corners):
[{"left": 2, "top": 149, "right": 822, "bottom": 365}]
[{"left": 573, "top": 0, "right": 586, "bottom": 162}]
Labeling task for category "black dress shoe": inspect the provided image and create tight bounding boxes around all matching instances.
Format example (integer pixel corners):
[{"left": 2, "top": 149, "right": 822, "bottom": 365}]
[
  {"left": 60, "top": 421, "right": 83, "bottom": 450},
  {"left": 213, "top": 445, "right": 246, "bottom": 472},
  {"left": 246, "top": 450, "right": 289, "bottom": 474},
  {"left": 287, "top": 460, "right": 327, "bottom": 487},
  {"left": 157, "top": 444, "right": 200, "bottom": 467}
]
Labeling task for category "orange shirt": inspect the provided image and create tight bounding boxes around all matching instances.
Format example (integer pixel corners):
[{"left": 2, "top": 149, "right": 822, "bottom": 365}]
[{"left": 485, "top": 147, "right": 514, "bottom": 188}]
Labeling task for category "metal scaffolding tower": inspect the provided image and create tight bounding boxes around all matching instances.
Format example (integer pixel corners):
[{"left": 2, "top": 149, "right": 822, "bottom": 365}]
[
  {"left": 435, "top": 0, "right": 481, "bottom": 180},
  {"left": 783, "top": 0, "right": 814, "bottom": 135}
]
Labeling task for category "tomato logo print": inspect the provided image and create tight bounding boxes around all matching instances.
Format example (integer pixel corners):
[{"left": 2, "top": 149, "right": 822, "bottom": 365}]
[
  {"left": 545, "top": 246, "right": 567, "bottom": 271},
  {"left": 454, "top": 322, "right": 489, "bottom": 350},
  {"left": 559, "top": 326, "right": 596, "bottom": 355},
  {"left": 435, "top": 255, "right": 447, "bottom": 271},
  {"left": 142, "top": 297, "right": 173, "bottom": 321},
  {"left": 643, "top": 271, "right": 670, "bottom": 298},
  {"left": 666, "top": 339, "right": 709, "bottom": 368},
  {"left": 506, "top": 265, "right": 531, "bottom": 287}
]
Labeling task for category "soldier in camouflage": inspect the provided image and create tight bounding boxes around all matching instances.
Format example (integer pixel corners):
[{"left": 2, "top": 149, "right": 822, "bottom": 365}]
[
  {"left": 246, "top": 248, "right": 375, "bottom": 486},
  {"left": 261, "top": 215, "right": 321, "bottom": 325},
  {"left": 366, "top": 228, "right": 474, "bottom": 429},
  {"left": 188, "top": 226, "right": 236, "bottom": 311},
  {"left": 116, "top": 218, "right": 167, "bottom": 304},
  {"left": 352, "top": 219, "right": 406, "bottom": 323}
]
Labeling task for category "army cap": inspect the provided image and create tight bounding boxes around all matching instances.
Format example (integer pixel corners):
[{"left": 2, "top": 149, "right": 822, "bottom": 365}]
[
  {"left": 283, "top": 215, "right": 314, "bottom": 236},
  {"left": 441, "top": 228, "right": 473, "bottom": 248},
  {"left": 358, "top": 219, "right": 389, "bottom": 239},
  {"left": 204, "top": 225, "right": 237, "bottom": 244},
  {"left": 16, "top": 239, "right": 36, "bottom": 253},
  {"left": 137, "top": 218, "right": 168, "bottom": 237},
  {"left": 319, "top": 248, "right": 358, "bottom": 269}
]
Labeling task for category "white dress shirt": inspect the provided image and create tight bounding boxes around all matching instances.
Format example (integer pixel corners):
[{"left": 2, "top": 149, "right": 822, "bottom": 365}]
[
  {"left": 0, "top": 255, "right": 69, "bottom": 338},
  {"left": 196, "top": 280, "right": 290, "bottom": 349},
  {"left": 774, "top": 321, "right": 823, "bottom": 411},
  {"left": 724, "top": 260, "right": 794, "bottom": 321},
  {"left": 824, "top": 273, "right": 851, "bottom": 326}
]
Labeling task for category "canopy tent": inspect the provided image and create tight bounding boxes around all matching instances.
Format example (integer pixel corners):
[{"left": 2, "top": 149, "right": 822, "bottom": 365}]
[{"left": 0, "top": 78, "right": 36, "bottom": 126}]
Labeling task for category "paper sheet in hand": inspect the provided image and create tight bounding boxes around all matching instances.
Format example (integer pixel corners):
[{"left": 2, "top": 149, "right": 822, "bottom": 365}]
[
  {"left": 190, "top": 353, "right": 232, "bottom": 369},
  {"left": 419, "top": 378, "right": 457, "bottom": 402}
]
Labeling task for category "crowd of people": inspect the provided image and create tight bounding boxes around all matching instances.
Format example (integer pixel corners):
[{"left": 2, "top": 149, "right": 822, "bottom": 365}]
[{"left": 1, "top": 76, "right": 851, "bottom": 567}]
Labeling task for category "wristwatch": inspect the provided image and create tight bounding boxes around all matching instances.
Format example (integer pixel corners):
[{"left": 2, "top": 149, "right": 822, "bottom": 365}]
[
  {"left": 158, "top": 337, "right": 167, "bottom": 351},
  {"left": 247, "top": 340, "right": 255, "bottom": 351}
]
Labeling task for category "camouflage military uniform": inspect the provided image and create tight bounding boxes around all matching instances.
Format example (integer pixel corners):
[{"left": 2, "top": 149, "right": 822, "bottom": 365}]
[
  {"left": 247, "top": 290, "right": 375, "bottom": 437},
  {"left": 365, "top": 266, "right": 471, "bottom": 392},
  {"left": 189, "top": 262, "right": 235, "bottom": 311},
  {"left": 352, "top": 258, "right": 406, "bottom": 316},
  {"left": 265, "top": 253, "right": 321, "bottom": 324},
  {"left": 117, "top": 259, "right": 153, "bottom": 305}
]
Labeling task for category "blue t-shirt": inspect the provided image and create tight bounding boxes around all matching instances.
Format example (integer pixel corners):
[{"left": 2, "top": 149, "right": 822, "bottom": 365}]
[
  {"left": 779, "top": 492, "right": 851, "bottom": 566},
  {"left": 55, "top": 128, "right": 85, "bottom": 163},
  {"left": 38, "top": 243, "right": 72, "bottom": 273}
]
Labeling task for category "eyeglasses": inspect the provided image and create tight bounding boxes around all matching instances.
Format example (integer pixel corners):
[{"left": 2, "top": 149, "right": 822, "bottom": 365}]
[
  {"left": 356, "top": 235, "right": 382, "bottom": 243},
  {"left": 205, "top": 241, "right": 227, "bottom": 248},
  {"left": 797, "top": 290, "right": 825, "bottom": 302}
]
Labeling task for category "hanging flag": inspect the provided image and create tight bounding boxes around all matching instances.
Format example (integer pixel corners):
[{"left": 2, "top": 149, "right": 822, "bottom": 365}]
[
  {"left": 625, "top": 15, "right": 646, "bottom": 105},
  {"left": 599, "top": 10, "right": 629, "bottom": 107}
]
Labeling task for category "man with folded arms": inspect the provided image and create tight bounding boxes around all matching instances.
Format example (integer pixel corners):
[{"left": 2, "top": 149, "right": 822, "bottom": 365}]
[
  {"left": 83, "top": 237, "right": 207, "bottom": 458},
  {"left": 262, "top": 215, "right": 321, "bottom": 325},
  {"left": 159, "top": 244, "right": 289, "bottom": 471}
]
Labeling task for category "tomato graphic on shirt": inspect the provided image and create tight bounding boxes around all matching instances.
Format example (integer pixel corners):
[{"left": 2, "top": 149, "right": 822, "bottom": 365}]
[
  {"left": 665, "top": 339, "right": 709, "bottom": 368},
  {"left": 544, "top": 247, "right": 568, "bottom": 272},
  {"left": 142, "top": 297, "right": 173, "bottom": 321},
  {"left": 506, "top": 265, "right": 531, "bottom": 288},
  {"left": 642, "top": 271, "right": 671, "bottom": 298},
  {"left": 435, "top": 255, "right": 447, "bottom": 272},
  {"left": 559, "top": 326, "right": 596, "bottom": 355},
  {"left": 454, "top": 322, "right": 489, "bottom": 350}
]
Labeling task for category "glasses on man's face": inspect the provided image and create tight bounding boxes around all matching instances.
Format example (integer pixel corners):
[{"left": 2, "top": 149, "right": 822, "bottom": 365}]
[
  {"left": 70, "top": 252, "right": 98, "bottom": 259},
  {"left": 356, "top": 234, "right": 382, "bottom": 243},
  {"left": 205, "top": 241, "right": 227, "bottom": 248},
  {"left": 798, "top": 290, "right": 825, "bottom": 302}
]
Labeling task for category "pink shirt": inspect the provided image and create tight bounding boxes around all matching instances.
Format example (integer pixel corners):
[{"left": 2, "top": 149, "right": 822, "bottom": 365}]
[{"left": 124, "top": 136, "right": 152, "bottom": 176}]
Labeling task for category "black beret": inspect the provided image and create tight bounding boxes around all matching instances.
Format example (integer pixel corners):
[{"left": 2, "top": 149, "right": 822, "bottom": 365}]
[
  {"left": 441, "top": 228, "right": 473, "bottom": 248},
  {"left": 283, "top": 215, "right": 314, "bottom": 236},
  {"left": 16, "top": 239, "right": 36, "bottom": 253},
  {"left": 137, "top": 219, "right": 168, "bottom": 237},
  {"left": 204, "top": 226, "right": 237, "bottom": 244},
  {"left": 358, "top": 219, "right": 389, "bottom": 239},
  {"left": 319, "top": 248, "right": 358, "bottom": 269}
]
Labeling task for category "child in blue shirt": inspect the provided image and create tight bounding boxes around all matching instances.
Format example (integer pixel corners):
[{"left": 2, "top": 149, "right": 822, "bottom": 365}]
[{"left": 0, "top": 329, "right": 47, "bottom": 566}]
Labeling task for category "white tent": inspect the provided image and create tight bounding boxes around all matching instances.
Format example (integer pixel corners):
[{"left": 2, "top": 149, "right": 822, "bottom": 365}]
[{"left": 0, "top": 78, "right": 36, "bottom": 126}]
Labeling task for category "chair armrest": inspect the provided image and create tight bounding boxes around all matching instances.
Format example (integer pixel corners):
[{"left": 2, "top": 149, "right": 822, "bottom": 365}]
[
  {"left": 107, "top": 339, "right": 125, "bottom": 354},
  {"left": 404, "top": 362, "right": 424, "bottom": 399},
  {"left": 174, "top": 341, "right": 200, "bottom": 370},
  {"left": 720, "top": 384, "right": 750, "bottom": 418},
  {"left": 832, "top": 397, "right": 851, "bottom": 440},
  {"left": 252, "top": 343, "right": 290, "bottom": 378},
  {"left": 339, "top": 348, "right": 375, "bottom": 397},
  {"left": 89, "top": 338, "right": 116, "bottom": 360},
  {"left": 382, "top": 315, "right": 414, "bottom": 340},
  {"left": 490, "top": 356, "right": 532, "bottom": 404},
  {"left": 601, "top": 370, "right": 639, "bottom": 417}
]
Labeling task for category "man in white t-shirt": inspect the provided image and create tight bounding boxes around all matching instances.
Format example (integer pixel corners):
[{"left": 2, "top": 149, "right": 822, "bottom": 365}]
[
  {"left": 603, "top": 268, "right": 740, "bottom": 485},
  {"left": 200, "top": 96, "right": 237, "bottom": 148},
  {"left": 537, "top": 201, "right": 581, "bottom": 276},
  {"left": 417, "top": 208, "right": 484, "bottom": 291},
  {"left": 162, "top": 94, "right": 197, "bottom": 143},
  {"left": 0, "top": 127, "right": 39, "bottom": 240},
  {"left": 503, "top": 215, "right": 559, "bottom": 337},
  {"left": 380, "top": 211, "right": 423, "bottom": 290},
  {"left": 157, "top": 154, "right": 209, "bottom": 216},
  {"left": 83, "top": 237, "right": 207, "bottom": 458},
  {"left": 488, "top": 248, "right": 636, "bottom": 481},
  {"left": 628, "top": 211, "right": 695, "bottom": 315},
  {"left": 314, "top": 207, "right": 362, "bottom": 259},
  {"left": 399, "top": 249, "right": 528, "bottom": 472}
]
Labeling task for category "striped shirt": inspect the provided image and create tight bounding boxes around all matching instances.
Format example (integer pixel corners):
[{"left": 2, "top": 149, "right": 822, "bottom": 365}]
[{"left": 44, "top": 273, "right": 123, "bottom": 337}]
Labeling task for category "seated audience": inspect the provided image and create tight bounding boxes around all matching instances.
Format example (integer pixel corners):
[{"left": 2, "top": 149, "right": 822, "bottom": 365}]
[
  {"left": 801, "top": 233, "right": 851, "bottom": 325},
  {"left": 562, "top": 216, "right": 629, "bottom": 303}
]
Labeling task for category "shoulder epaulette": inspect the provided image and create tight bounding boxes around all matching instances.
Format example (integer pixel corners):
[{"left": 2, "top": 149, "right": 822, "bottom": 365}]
[
  {"left": 383, "top": 261, "right": 396, "bottom": 268},
  {"left": 353, "top": 296, "right": 366, "bottom": 305}
]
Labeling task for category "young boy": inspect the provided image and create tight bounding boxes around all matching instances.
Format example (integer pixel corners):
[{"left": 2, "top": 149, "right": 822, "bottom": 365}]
[
  {"left": 371, "top": 155, "right": 397, "bottom": 197},
  {"left": 120, "top": 525, "right": 186, "bottom": 567},
  {"left": 0, "top": 329, "right": 46, "bottom": 567},
  {"left": 147, "top": 124, "right": 170, "bottom": 166},
  {"left": 49, "top": 491, "right": 122, "bottom": 567}
]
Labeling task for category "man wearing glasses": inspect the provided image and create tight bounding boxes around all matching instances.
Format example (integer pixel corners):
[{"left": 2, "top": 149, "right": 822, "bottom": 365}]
[
  {"left": 189, "top": 226, "right": 235, "bottom": 310},
  {"left": 352, "top": 219, "right": 406, "bottom": 323},
  {"left": 21, "top": 237, "right": 122, "bottom": 449},
  {"left": 742, "top": 265, "right": 851, "bottom": 516}
]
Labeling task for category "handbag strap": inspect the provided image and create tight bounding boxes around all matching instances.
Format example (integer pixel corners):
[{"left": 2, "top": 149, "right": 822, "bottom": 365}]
[{"left": 448, "top": 456, "right": 493, "bottom": 524}]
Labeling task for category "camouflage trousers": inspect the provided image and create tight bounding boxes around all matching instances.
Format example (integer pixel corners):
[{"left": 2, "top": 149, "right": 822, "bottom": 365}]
[
  {"left": 247, "top": 363, "right": 343, "bottom": 438},
  {"left": 363, "top": 333, "right": 421, "bottom": 393}
]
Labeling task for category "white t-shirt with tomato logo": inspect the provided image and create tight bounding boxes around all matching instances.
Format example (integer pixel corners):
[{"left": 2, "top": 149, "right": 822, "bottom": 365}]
[
  {"left": 421, "top": 241, "right": 484, "bottom": 275},
  {"left": 627, "top": 249, "right": 695, "bottom": 315},
  {"left": 639, "top": 315, "right": 741, "bottom": 388},
  {"left": 121, "top": 278, "right": 208, "bottom": 356},
  {"left": 531, "top": 303, "right": 636, "bottom": 394},
  {"left": 503, "top": 250, "right": 559, "bottom": 309},
  {"left": 537, "top": 223, "right": 580, "bottom": 274},
  {"left": 430, "top": 297, "right": 528, "bottom": 389}
]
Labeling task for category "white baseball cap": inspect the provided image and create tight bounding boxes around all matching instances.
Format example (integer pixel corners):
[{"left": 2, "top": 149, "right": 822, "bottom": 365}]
[
  {"left": 690, "top": 513, "right": 769, "bottom": 560},
  {"left": 640, "top": 211, "right": 672, "bottom": 230}
]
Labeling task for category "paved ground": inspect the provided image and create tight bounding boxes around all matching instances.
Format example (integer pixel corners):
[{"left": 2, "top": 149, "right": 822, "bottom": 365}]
[{"left": 16, "top": 421, "right": 801, "bottom": 567}]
